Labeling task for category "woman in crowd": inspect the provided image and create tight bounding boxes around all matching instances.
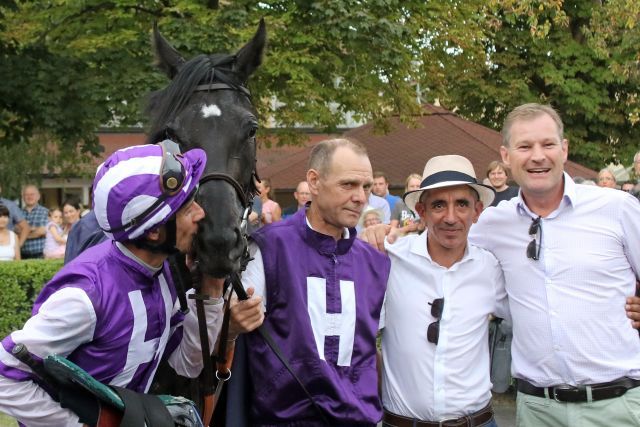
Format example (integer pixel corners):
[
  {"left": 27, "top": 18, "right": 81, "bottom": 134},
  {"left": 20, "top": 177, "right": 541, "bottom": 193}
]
[
  {"left": 390, "top": 173, "right": 424, "bottom": 236},
  {"left": 62, "top": 197, "right": 82, "bottom": 232},
  {"left": 597, "top": 168, "right": 617, "bottom": 189},
  {"left": 486, "top": 161, "right": 519, "bottom": 207},
  {"left": 43, "top": 208, "right": 67, "bottom": 259},
  {"left": 257, "top": 178, "right": 282, "bottom": 225},
  {"left": 0, "top": 204, "right": 20, "bottom": 261},
  {"left": 359, "top": 207, "right": 384, "bottom": 230}
]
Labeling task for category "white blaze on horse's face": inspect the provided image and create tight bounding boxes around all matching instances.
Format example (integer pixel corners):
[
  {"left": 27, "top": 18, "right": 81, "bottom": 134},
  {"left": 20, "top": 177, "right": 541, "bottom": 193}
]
[{"left": 201, "top": 104, "right": 222, "bottom": 118}]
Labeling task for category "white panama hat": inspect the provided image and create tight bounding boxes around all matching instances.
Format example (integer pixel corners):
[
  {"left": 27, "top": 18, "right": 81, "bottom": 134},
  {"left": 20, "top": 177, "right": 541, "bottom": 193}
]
[{"left": 403, "top": 155, "right": 496, "bottom": 214}]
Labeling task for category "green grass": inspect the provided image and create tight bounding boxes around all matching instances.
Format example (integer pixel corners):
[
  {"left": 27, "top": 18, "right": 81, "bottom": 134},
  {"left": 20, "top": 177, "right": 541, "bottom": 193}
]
[{"left": 0, "top": 413, "right": 16, "bottom": 427}]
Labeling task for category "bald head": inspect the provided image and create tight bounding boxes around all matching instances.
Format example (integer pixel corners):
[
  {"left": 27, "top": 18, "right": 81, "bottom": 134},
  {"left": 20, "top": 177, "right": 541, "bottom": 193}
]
[
  {"left": 294, "top": 181, "right": 311, "bottom": 208},
  {"left": 22, "top": 184, "right": 41, "bottom": 208}
]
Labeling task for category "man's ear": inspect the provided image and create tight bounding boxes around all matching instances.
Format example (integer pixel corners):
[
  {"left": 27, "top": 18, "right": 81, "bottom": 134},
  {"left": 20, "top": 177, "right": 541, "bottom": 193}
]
[
  {"left": 473, "top": 200, "right": 484, "bottom": 223},
  {"left": 414, "top": 202, "right": 425, "bottom": 219},
  {"left": 307, "top": 169, "right": 320, "bottom": 196},
  {"left": 500, "top": 146, "right": 510, "bottom": 167}
]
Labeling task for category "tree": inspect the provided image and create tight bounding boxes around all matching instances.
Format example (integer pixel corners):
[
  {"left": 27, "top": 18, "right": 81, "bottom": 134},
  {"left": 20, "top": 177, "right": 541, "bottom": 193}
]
[
  {"left": 1, "top": 0, "right": 494, "bottom": 195},
  {"left": 435, "top": 0, "right": 640, "bottom": 170},
  {"left": 2, "top": 0, "right": 638, "bottom": 191}
]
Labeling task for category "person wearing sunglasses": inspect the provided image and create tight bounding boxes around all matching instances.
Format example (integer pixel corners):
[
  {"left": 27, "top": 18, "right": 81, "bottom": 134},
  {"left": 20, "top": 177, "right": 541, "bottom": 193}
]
[
  {"left": 380, "top": 155, "right": 506, "bottom": 427},
  {"left": 0, "top": 142, "right": 229, "bottom": 426},
  {"left": 468, "top": 103, "right": 640, "bottom": 427}
]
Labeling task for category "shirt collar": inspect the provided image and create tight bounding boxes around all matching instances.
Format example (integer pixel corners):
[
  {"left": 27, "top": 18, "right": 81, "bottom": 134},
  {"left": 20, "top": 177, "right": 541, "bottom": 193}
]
[
  {"left": 516, "top": 172, "right": 576, "bottom": 219},
  {"left": 305, "top": 215, "right": 350, "bottom": 240},
  {"left": 410, "top": 231, "right": 477, "bottom": 268},
  {"left": 295, "top": 206, "right": 355, "bottom": 255},
  {"left": 115, "top": 241, "right": 163, "bottom": 277}
]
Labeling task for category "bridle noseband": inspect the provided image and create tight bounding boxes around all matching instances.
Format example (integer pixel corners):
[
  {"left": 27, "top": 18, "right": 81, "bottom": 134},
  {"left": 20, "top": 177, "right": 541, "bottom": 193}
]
[{"left": 198, "top": 171, "right": 253, "bottom": 236}]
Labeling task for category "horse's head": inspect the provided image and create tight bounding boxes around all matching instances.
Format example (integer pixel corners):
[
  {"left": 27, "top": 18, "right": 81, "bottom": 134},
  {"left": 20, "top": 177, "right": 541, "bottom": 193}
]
[{"left": 147, "top": 21, "right": 266, "bottom": 277}]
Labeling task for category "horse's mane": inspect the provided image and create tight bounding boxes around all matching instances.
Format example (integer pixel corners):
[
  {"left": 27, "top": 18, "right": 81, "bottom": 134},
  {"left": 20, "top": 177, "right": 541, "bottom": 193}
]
[{"left": 146, "top": 53, "right": 244, "bottom": 142}]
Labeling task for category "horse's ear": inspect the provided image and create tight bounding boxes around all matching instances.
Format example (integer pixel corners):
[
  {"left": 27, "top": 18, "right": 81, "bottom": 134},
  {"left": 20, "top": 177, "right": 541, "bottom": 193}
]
[
  {"left": 235, "top": 18, "right": 266, "bottom": 81},
  {"left": 152, "top": 22, "right": 186, "bottom": 79}
]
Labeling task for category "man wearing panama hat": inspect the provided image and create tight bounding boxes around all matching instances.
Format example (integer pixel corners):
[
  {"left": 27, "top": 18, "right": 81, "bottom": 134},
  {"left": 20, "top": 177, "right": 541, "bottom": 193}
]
[{"left": 380, "top": 154, "right": 507, "bottom": 427}]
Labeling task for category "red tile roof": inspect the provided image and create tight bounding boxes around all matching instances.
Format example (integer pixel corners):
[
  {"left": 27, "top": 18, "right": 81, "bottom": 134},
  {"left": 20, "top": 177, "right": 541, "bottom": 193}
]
[
  {"left": 259, "top": 104, "right": 597, "bottom": 190},
  {"left": 97, "top": 104, "right": 596, "bottom": 191}
]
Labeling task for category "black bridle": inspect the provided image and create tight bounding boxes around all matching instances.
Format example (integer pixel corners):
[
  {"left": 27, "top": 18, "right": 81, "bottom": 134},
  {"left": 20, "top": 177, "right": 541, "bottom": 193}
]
[
  {"left": 166, "top": 80, "right": 329, "bottom": 426},
  {"left": 192, "top": 82, "right": 257, "bottom": 231}
]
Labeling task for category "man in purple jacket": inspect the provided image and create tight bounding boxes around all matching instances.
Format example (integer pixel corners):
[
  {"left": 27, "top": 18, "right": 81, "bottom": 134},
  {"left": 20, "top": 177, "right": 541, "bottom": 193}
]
[
  {"left": 231, "top": 138, "right": 391, "bottom": 426},
  {"left": 0, "top": 141, "right": 226, "bottom": 426}
]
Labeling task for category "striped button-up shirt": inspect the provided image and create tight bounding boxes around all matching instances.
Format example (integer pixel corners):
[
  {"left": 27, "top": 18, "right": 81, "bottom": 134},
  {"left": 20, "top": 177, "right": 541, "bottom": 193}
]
[{"left": 22, "top": 204, "right": 49, "bottom": 255}]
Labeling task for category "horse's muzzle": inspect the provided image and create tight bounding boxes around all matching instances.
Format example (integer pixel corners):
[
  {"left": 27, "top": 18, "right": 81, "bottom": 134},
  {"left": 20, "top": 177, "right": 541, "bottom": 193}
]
[{"left": 194, "top": 225, "right": 245, "bottom": 278}]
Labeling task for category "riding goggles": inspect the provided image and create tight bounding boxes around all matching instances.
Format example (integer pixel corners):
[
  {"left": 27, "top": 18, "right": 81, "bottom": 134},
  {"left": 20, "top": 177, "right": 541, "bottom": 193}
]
[{"left": 159, "top": 139, "right": 187, "bottom": 196}]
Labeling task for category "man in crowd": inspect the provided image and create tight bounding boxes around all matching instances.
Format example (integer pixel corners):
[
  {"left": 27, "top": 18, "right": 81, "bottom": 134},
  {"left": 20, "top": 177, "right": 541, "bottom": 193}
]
[
  {"left": 470, "top": 103, "right": 640, "bottom": 426},
  {"left": 0, "top": 143, "right": 230, "bottom": 426},
  {"left": 373, "top": 171, "right": 401, "bottom": 211},
  {"left": 622, "top": 181, "right": 636, "bottom": 193},
  {"left": 230, "top": 138, "right": 390, "bottom": 425},
  {"left": 282, "top": 180, "right": 311, "bottom": 218},
  {"left": 0, "top": 185, "right": 30, "bottom": 249},
  {"left": 20, "top": 184, "right": 49, "bottom": 259},
  {"left": 381, "top": 155, "right": 503, "bottom": 427}
]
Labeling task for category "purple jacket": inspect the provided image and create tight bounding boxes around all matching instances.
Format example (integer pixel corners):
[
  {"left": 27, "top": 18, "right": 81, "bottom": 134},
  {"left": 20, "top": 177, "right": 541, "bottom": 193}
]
[
  {"left": 247, "top": 208, "right": 390, "bottom": 426},
  {"left": 1, "top": 240, "right": 184, "bottom": 393}
]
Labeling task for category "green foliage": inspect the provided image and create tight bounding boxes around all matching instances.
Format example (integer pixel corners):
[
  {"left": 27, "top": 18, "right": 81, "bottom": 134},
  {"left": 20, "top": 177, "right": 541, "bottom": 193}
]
[
  {"left": 0, "top": 0, "right": 489, "bottom": 184},
  {"left": 0, "top": 259, "right": 63, "bottom": 338},
  {"left": 0, "top": 0, "right": 638, "bottom": 181},
  {"left": 436, "top": 0, "right": 640, "bottom": 170}
]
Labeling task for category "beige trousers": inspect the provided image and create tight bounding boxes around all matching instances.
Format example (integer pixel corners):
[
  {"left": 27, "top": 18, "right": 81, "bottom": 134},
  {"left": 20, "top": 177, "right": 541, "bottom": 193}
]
[{"left": 516, "top": 387, "right": 640, "bottom": 427}]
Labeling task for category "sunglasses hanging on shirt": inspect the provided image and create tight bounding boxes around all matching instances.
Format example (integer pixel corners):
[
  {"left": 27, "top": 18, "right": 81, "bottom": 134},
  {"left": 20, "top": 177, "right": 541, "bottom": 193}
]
[
  {"left": 527, "top": 216, "right": 542, "bottom": 261},
  {"left": 427, "top": 298, "right": 444, "bottom": 345}
]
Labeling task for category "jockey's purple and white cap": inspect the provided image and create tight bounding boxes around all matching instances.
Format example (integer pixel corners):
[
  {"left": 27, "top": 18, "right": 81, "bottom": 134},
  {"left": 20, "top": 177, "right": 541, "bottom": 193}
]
[{"left": 92, "top": 143, "right": 206, "bottom": 242}]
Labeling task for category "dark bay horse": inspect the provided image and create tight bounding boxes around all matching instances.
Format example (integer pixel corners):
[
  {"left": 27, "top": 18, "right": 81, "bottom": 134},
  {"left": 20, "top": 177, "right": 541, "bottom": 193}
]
[
  {"left": 147, "top": 20, "right": 265, "bottom": 278},
  {"left": 55, "top": 20, "right": 266, "bottom": 425},
  {"left": 144, "top": 20, "right": 266, "bottom": 418},
  {"left": 66, "top": 21, "right": 265, "bottom": 278}
]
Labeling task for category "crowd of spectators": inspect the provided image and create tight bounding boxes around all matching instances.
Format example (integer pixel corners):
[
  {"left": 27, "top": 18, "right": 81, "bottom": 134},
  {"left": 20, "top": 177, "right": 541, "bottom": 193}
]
[
  {"left": 1, "top": 150, "right": 639, "bottom": 263},
  {"left": 255, "top": 148, "right": 640, "bottom": 242},
  {"left": 0, "top": 184, "right": 85, "bottom": 262}
]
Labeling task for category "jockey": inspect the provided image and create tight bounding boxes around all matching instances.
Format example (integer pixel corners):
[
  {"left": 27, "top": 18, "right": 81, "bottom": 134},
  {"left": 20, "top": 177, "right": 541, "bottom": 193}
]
[{"left": 0, "top": 142, "right": 226, "bottom": 426}]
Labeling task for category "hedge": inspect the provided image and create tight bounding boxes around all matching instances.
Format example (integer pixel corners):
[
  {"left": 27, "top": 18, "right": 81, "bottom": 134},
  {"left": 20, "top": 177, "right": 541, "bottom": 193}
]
[{"left": 0, "top": 259, "right": 64, "bottom": 338}]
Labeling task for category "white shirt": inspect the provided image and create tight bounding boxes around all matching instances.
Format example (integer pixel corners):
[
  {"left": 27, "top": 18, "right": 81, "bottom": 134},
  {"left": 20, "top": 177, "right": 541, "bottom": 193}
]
[
  {"left": 470, "top": 174, "right": 640, "bottom": 387},
  {"left": 380, "top": 231, "right": 508, "bottom": 421},
  {"left": 0, "top": 230, "right": 16, "bottom": 261}
]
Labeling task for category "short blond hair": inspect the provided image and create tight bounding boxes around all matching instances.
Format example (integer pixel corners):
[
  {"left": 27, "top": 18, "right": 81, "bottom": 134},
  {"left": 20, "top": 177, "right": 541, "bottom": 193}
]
[
  {"left": 404, "top": 173, "right": 422, "bottom": 192},
  {"left": 502, "top": 103, "right": 564, "bottom": 147}
]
